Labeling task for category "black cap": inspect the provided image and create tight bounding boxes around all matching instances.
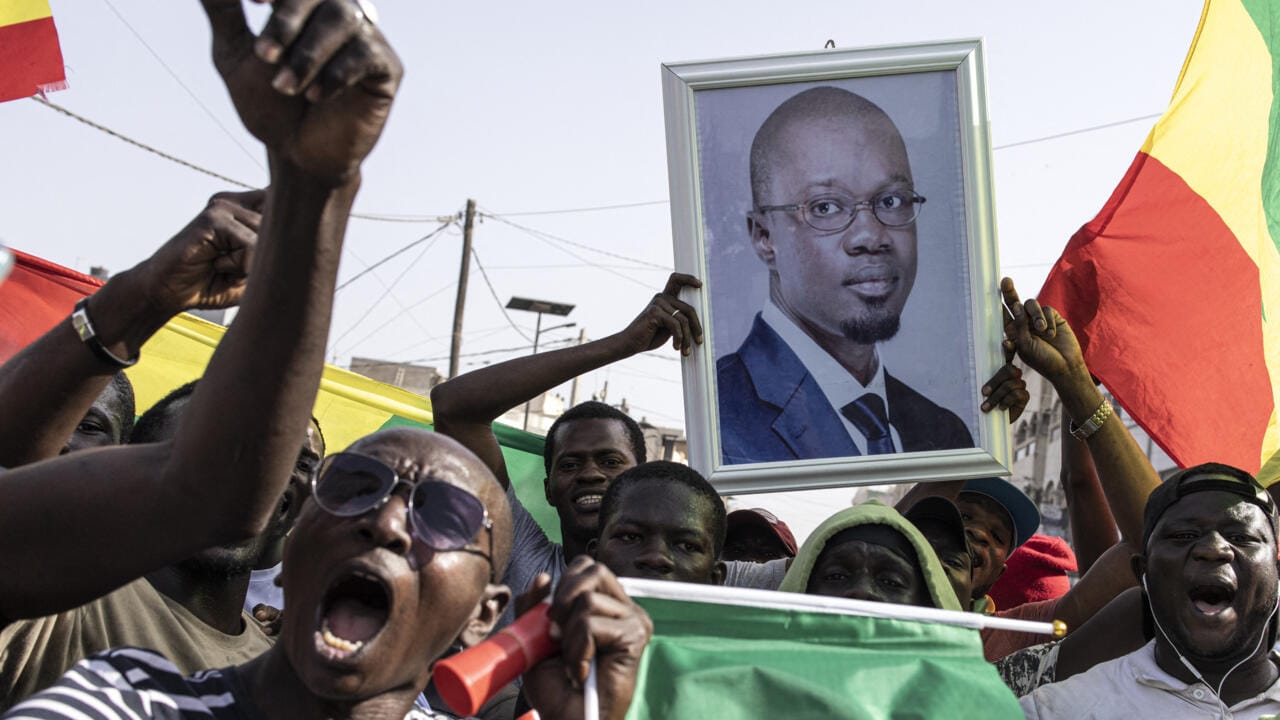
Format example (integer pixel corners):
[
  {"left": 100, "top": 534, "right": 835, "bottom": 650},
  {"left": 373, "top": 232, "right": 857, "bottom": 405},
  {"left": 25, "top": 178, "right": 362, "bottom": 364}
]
[
  {"left": 904, "top": 496, "right": 969, "bottom": 555},
  {"left": 1142, "top": 462, "right": 1277, "bottom": 549}
]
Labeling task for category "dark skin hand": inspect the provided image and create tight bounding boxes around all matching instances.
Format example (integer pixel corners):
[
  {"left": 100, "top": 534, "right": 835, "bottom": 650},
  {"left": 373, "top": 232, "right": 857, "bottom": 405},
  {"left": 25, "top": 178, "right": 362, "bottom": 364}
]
[
  {"left": 0, "top": 0, "right": 400, "bottom": 625},
  {"left": 520, "top": 559, "right": 653, "bottom": 720},
  {"left": 0, "top": 189, "right": 263, "bottom": 468},
  {"left": 1000, "top": 277, "right": 1159, "bottom": 545},
  {"left": 432, "top": 272, "right": 702, "bottom": 492},
  {"left": 901, "top": 278, "right": 1158, "bottom": 564},
  {"left": 894, "top": 358, "right": 1029, "bottom": 514}
]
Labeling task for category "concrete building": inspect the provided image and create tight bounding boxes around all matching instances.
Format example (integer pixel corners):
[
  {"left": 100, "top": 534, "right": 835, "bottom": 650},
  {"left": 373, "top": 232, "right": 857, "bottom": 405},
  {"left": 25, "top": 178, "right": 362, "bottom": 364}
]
[
  {"left": 348, "top": 357, "right": 444, "bottom": 397},
  {"left": 1008, "top": 369, "right": 1177, "bottom": 543}
]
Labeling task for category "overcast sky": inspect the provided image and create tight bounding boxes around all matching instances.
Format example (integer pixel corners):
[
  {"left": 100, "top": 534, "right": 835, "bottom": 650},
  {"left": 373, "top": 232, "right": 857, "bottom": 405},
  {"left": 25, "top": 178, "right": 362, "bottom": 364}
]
[{"left": 0, "top": 0, "right": 1204, "bottom": 538}]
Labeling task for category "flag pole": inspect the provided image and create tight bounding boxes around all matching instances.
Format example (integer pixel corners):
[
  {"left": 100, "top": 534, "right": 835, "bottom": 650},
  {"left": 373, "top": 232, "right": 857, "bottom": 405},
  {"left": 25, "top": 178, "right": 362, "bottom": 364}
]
[{"left": 620, "top": 577, "right": 1066, "bottom": 638}]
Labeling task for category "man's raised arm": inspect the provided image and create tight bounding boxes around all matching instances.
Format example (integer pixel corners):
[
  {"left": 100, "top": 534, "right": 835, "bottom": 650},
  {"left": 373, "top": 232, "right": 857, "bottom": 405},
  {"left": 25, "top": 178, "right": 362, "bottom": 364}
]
[
  {"left": 0, "top": 190, "right": 262, "bottom": 467},
  {"left": 1000, "top": 277, "right": 1158, "bottom": 544},
  {"left": 431, "top": 272, "right": 702, "bottom": 488},
  {"left": 0, "top": 0, "right": 402, "bottom": 622}
]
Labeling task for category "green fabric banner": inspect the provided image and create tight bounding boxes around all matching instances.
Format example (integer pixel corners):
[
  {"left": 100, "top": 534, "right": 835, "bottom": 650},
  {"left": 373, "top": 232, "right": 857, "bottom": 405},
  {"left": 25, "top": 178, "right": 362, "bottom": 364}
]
[{"left": 628, "top": 595, "right": 1022, "bottom": 719}]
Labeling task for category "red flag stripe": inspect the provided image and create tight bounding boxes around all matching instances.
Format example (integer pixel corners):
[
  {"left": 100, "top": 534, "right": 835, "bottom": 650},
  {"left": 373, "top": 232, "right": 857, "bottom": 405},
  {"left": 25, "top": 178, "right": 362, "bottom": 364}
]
[
  {"left": 0, "top": 15, "right": 66, "bottom": 103},
  {"left": 1038, "top": 152, "right": 1271, "bottom": 473},
  {"left": 0, "top": 251, "right": 103, "bottom": 362}
]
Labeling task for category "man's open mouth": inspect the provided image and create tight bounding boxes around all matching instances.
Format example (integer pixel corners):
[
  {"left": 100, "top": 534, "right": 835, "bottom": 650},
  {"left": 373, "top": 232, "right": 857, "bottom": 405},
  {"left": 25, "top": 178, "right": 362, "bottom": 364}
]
[
  {"left": 315, "top": 570, "right": 391, "bottom": 661},
  {"left": 1188, "top": 582, "right": 1236, "bottom": 617}
]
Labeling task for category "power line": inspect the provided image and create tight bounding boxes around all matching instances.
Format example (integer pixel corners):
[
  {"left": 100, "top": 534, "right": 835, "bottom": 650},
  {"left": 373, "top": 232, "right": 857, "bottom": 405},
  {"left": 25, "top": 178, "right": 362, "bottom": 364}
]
[
  {"left": 32, "top": 96, "right": 257, "bottom": 189},
  {"left": 482, "top": 212, "right": 670, "bottom": 271},
  {"left": 370, "top": 323, "right": 517, "bottom": 366},
  {"left": 993, "top": 112, "right": 1162, "bottom": 151},
  {"left": 470, "top": 246, "right": 533, "bottom": 342},
  {"left": 483, "top": 215, "right": 656, "bottom": 289},
  {"left": 348, "top": 212, "right": 459, "bottom": 223},
  {"left": 99, "top": 0, "right": 265, "bottom": 172},
  {"left": 483, "top": 262, "right": 667, "bottom": 271},
  {"left": 486, "top": 199, "right": 669, "bottom": 217},
  {"left": 335, "top": 222, "right": 452, "bottom": 291},
  {"left": 28, "top": 97, "right": 448, "bottom": 224},
  {"left": 331, "top": 280, "right": 458, "bottom": 359},
  {"left": 381, "top": 337, "right": 577, "bottom": 366},
  {"left": 331, "top": 232, "right": 447, "bottom": 350}
]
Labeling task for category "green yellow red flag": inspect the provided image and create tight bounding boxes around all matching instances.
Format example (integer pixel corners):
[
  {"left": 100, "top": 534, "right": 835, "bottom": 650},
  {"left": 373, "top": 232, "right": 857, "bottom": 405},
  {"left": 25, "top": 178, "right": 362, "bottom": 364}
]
[
  {"left": 1039, "top": 0, "right": 1280, "bottom": 482},
  {"left": 0, "top": 0, "right": 67, "bottom": 103},
  {"left": 0, "top": 250, "right": 562, "bottom": 539}
]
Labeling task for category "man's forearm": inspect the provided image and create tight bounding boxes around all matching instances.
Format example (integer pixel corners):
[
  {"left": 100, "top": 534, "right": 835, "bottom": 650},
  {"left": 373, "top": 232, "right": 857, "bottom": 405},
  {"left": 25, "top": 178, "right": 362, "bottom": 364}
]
[
  {"left": 1052, "top": 371, "right": 1158, "bottom": 544},
  {"left": 0, "top": 269, "right": 172, "bottom": 466},
  {"left": 165, "top": 160, "right": 356, "bottom": 541},
  {"left": 1060, "top": 407, "right": 1118, "bottom": 573}
]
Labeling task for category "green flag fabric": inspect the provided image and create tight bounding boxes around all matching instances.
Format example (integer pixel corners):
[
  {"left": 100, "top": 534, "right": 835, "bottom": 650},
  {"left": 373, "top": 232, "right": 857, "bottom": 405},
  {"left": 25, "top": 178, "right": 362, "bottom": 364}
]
[{"left": 624, "top": 583, "right": 1023, "bottom": 719}]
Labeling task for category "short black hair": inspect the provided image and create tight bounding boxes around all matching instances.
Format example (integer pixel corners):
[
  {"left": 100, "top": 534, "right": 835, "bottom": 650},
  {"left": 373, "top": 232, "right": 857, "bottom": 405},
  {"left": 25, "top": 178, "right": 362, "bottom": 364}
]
[
  {"left": 105, "top": 372, "right": 136, "bottom": 442},
  {"left": 543, "top": 400, "right": 646, "bottom": 475},
  {"left": 599, "top": 461, "right": 727, "bottom": 555},
  {"left": 130, "top": 380, "right": 198, "bottom": 444},
  {"left": 310, "top": 415, "right": 326, "bottom": 456}
]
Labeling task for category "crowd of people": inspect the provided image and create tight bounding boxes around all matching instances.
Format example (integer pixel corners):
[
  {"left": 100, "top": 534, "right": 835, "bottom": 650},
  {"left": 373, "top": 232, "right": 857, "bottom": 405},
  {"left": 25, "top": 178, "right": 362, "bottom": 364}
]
[{"left": 0, "top": 1, "right": 1276, "bottom": 718}]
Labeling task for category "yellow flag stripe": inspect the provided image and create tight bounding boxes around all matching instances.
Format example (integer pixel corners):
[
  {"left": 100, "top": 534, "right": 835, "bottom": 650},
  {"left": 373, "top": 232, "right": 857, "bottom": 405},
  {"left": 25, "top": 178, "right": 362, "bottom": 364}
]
[{"left": 0, "top": 0, "right": 53, "bottom": 28}]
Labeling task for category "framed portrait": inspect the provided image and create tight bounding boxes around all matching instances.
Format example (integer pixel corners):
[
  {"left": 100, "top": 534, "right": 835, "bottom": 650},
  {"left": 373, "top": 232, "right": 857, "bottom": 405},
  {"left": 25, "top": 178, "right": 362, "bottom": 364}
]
[{"left": 662, "top": 40, "right": 1011, "bottom": 494}]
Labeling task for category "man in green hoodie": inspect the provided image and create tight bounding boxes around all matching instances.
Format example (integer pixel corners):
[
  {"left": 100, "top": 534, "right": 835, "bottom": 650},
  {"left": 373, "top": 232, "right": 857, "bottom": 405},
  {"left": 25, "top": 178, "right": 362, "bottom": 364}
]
[{"left": 778, "top": 501, "right": 963, "bottom": 611}]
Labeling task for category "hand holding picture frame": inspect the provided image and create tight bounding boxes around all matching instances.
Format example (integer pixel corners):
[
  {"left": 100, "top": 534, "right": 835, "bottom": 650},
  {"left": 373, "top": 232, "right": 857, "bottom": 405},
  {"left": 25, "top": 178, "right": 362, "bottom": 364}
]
[{"left": 662, "top": 40, "right": 1010, "bottom": 494}]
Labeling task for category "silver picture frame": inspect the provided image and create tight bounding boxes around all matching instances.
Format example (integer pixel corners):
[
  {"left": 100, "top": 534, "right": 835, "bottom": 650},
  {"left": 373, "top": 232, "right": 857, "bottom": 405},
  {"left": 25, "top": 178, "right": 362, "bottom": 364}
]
[{"left": 663, "top": 39, "right": 1011, "bottom": 494}]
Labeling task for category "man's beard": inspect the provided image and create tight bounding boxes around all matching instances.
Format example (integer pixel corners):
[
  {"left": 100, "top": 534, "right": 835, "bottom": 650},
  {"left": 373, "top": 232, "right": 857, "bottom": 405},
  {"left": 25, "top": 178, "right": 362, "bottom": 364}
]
[{"left": 840, "top": 301, "right": 902, "bottom": 344}]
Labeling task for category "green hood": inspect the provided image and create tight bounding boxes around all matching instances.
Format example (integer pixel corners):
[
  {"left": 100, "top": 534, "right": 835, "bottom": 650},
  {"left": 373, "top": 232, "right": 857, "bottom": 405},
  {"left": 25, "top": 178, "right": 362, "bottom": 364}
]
[{"left": 777, "top": 500, "right": 963, "bottom": 611}]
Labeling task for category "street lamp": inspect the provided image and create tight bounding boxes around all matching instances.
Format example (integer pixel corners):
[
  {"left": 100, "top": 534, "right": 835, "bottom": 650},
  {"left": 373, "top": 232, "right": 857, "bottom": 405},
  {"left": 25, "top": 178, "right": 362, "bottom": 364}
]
[{"left": 506, "top": 296, "right": 575, "bottom": 430}]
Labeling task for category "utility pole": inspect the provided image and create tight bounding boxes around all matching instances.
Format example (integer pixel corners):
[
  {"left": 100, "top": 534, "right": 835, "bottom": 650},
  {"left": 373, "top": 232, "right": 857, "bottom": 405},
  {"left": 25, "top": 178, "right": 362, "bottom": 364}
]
[
  {"left": 448, "top": 199, "right": 476, "bottom": 378},
  {"left": 568, "top": 327, "right": 588, "bottom": 406}
]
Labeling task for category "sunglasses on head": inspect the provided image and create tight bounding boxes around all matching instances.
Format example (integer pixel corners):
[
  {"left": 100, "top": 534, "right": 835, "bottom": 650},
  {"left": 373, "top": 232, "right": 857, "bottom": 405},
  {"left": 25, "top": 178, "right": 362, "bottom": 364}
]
[{"left": 311, "top": 452, "right": 495, "bottom": 582}]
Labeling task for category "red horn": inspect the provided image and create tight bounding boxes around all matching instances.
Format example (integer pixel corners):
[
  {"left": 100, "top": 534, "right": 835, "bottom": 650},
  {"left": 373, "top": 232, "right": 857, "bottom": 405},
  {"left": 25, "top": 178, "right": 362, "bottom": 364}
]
[{"left": 434, "top": 603, "right": 556, "bottom": 716}]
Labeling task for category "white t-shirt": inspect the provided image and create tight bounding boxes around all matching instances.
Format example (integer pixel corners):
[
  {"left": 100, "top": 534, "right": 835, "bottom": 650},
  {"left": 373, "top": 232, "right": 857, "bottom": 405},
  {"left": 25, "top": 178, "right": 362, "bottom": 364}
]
[{"left": 1021, "top": 641, "right": 1280, "bottom": 719}]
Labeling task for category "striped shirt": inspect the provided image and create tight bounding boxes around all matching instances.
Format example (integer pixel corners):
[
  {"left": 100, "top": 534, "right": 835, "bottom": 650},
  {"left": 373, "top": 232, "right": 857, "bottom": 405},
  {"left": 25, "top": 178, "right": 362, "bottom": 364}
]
[{"left": 4, "top": 647, "right": 449, "bottom": 720}]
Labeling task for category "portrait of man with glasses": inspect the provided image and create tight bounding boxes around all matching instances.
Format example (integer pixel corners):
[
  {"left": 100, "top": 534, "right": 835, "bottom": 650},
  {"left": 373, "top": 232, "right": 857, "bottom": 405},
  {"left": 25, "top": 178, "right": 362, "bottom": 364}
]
[{"left": 707, "top": 81, "right": 977, "bottom": 466}]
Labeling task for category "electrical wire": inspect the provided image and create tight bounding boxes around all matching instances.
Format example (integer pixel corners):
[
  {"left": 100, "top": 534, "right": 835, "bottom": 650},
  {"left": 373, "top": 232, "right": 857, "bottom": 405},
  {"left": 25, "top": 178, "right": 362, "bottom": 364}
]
[
  {"left": 483, "top": 215, "right": 656, "bottom": 289},
  {"left": 32, "top": 96, "right": 257, "bottom": 189},
  {"left": 482, "top": 213, "right": 670, "bottom": 271},
  {"left": 350, "top": 324, "right": 519, "bottom": 370},
  {"left": 335, "top": 222, "right": 452, "bottom": 291},
  {"left": 993, "top": 112, "right": 1163, "bottom": 151},
  {"left": 470, "top": 246, "right": 534, "bottom": 343},
  {"left": 99, "top": 0, "right": 265, "bottom": 172},
  {"left": 483, "top": 262, "right": 666, "bottom": 271},
  {"left": 331, "top": 281, "right": 458, "bottom": 358},
  {"left": 330, "top": 232, "right": 446, "bottom": 349},
  {"left": 403, "top": 337, "right": 576, "bottom": 365},
  {"left": 486, "top": 199, "right": 669, "bottom": 217},
  {"left": 29, "top": 97, "right": 447, "bottom": 224}
]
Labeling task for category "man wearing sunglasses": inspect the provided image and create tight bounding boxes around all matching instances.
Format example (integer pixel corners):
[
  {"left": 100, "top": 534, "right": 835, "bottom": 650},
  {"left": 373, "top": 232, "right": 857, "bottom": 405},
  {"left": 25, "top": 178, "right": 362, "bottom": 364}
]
[
  {"left": 718, "top": 85, "right": 973, "bottom": 465},
  {"left": 10, "top": 429, "right": 652, "bottom": 720}
]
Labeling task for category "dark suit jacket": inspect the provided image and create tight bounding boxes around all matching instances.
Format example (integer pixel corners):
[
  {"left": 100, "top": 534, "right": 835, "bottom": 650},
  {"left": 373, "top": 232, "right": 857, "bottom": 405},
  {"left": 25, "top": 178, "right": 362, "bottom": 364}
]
[{"left": 716, "top": 314, "right": 973, "bottom": 465}]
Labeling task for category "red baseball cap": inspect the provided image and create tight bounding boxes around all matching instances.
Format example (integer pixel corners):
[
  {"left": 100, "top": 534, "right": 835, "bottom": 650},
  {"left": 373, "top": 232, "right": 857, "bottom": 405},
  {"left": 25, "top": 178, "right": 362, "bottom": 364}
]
[{"left": 726, "top": 508, "right": 798, "bottom": 557}]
